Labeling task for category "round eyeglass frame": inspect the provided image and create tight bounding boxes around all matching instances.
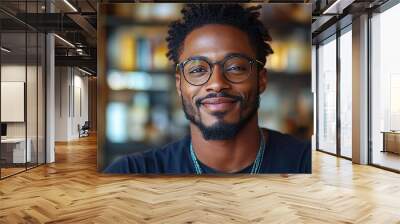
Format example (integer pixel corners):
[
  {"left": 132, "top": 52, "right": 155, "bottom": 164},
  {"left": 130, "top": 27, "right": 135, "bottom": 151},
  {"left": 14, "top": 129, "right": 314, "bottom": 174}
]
[{"left": 176, "top": 53, "right": 264, "bottom": 86}]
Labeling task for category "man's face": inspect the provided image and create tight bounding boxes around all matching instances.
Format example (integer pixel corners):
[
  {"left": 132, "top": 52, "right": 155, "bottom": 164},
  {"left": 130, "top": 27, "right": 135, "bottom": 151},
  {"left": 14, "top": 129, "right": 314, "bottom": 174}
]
[{"left": 176, "top": 24, "right": 267, "bottom": 140}]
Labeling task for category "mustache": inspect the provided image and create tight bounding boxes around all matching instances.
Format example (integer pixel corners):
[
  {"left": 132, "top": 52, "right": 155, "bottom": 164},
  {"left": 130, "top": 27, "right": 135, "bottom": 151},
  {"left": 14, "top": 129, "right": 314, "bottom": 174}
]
[{"left": 195, "top": 92, "right": 243, "bottom": 108}]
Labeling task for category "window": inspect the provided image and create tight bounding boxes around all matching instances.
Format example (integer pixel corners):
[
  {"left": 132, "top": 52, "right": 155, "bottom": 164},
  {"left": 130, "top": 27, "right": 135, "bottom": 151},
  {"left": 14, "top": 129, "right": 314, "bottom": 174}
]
[
  {"left": 370, "top": 2, "right": 400, "bottom": 171},
  {"left": 317, "top": 35, "right": 337, "bottom": 154},
  {"left": 339, "top": 27, "right": 352, "bottom": 158}
]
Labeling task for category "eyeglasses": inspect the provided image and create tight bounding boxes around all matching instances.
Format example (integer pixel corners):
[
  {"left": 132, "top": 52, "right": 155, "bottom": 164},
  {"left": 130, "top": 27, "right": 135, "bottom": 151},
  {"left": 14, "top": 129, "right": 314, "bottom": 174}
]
[{"left": 176, "top": 53, "right": 264, "bottom": 86}]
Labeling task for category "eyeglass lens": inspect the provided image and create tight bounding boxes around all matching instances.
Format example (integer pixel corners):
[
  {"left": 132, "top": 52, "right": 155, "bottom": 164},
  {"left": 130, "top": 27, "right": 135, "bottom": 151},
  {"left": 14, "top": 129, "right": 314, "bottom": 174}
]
[{"left": 183, "top": 56, "right": 252, "bottom": 85}]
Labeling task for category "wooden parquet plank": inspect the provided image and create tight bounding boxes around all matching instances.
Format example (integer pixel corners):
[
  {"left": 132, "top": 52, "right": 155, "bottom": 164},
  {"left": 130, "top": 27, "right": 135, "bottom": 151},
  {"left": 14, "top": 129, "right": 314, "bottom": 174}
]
[{"left": 0, "top": 134, "right": 400, "bottom": 223}]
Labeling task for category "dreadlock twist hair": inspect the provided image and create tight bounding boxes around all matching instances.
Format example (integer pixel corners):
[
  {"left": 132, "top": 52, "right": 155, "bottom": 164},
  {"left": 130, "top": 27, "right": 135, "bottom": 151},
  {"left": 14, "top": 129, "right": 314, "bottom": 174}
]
[{"left": 166, "top": 4, "right": 273, "bottom": 67}]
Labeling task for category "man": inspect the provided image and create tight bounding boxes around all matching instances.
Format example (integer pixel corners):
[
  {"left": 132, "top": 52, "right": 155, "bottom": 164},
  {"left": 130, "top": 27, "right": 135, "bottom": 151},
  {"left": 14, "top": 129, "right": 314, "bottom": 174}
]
[{"left": 105, "top": 3, "right": 311, "bottom": 174}]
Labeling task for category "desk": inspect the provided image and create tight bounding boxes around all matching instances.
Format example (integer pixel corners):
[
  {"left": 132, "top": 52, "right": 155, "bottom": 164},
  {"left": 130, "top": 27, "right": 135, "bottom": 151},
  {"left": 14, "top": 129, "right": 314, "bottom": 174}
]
[
  {"left": 1, "top": 138, "right": 31, "bottom": 163},
  {"left": 381, "top": 131, "right": 400, "bottom": 154}
]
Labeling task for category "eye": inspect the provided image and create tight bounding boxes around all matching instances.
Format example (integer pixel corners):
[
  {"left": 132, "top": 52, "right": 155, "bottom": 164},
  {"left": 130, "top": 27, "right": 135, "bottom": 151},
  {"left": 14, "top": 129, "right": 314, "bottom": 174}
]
[
  {"left": 227, "top": 66, "right": 243, "bottom": 70},
  {"left": 226, "top": 66, "right": 246, "bottom": 72},
  {"left": 189, "top": 66, "right": 208, "bottom": 74}
]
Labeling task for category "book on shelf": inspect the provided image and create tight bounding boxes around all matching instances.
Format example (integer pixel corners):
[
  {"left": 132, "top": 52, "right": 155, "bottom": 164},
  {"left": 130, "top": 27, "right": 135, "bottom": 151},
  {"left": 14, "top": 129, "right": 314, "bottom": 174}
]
[{"left": 112, "top": 32, "right": 170, "bottom": 72}]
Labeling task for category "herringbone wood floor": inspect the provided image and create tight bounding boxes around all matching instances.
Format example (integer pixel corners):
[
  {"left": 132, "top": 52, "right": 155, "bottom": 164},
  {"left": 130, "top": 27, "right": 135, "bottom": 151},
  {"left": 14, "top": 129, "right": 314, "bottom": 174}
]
[{"left": 1, "top": 135, "right": 400, "bottom": 224}]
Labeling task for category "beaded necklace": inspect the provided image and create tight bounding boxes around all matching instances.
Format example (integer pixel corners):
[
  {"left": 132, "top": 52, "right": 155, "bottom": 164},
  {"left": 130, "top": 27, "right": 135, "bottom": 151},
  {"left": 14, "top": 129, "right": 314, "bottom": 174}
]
[{"left": 189, "top": 128, "right": 266, "bottom": 174}]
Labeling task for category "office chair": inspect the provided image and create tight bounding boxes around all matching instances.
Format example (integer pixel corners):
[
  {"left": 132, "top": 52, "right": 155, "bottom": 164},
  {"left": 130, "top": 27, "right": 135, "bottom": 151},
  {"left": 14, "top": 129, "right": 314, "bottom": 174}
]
[{"left": 79, "top": 121, "right": 90, "bottom": 138}]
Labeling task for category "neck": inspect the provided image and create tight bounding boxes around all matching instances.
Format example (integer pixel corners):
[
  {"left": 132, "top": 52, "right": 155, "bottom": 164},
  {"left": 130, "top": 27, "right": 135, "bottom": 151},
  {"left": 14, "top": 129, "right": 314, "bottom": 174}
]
[{"left": 190, "top": 115, "right": 262, "bottom": 173}]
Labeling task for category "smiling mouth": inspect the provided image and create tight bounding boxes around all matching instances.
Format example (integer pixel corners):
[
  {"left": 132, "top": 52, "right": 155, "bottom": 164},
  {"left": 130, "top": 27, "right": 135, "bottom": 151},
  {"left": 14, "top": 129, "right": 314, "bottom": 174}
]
[{"left": 200, "top": 97, "right": 239, "bottom": 112}]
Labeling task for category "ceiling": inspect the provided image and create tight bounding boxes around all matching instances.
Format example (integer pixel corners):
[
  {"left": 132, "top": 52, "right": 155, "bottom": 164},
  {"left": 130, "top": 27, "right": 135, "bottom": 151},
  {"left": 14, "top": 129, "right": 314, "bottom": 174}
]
[
  {"left": 0, "top": 0, "right": 97, "bottom": 73},
  {"left": 0, "top": 0, "right": 392, "bottom": 75}
]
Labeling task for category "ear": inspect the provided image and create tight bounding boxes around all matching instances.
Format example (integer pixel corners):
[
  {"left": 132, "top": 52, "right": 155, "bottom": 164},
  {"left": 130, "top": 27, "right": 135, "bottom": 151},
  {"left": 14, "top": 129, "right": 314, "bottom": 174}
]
[
  {"left": 258, "top": 68, "right": 267, "bottom": 94},
  {"left": 175, "top": 71, "right": 182, "bottom": 97}
]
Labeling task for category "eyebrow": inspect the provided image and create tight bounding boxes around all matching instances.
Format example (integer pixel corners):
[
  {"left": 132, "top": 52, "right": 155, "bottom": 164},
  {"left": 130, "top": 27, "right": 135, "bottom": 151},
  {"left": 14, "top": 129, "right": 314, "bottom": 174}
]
[{"left": 185, "top": 52, "right": 253, "bottom": 62}]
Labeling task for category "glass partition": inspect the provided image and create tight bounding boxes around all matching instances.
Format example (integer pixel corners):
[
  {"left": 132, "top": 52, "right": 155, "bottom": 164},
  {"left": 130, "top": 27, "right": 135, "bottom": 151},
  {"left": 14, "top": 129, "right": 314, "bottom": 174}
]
[
  {"left": 0, "top": 1, "right": 46, "bottom": 179},
  {"left": 1, "top": 30, "right": 28, "bottom": 177},
  {"left": 27, "top": 30, "right": 38, "bottom": 169}
]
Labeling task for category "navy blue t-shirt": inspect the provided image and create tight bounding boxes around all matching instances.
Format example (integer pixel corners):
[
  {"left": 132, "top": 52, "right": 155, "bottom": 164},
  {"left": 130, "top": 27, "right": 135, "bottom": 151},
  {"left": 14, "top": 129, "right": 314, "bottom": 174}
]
[{"left": 104, "top": 129, "right": 311, "bottom": 174}]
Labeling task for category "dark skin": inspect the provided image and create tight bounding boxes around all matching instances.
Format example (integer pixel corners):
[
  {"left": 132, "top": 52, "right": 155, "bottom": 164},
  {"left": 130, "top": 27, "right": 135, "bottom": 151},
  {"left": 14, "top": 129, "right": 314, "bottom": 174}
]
[{"left": 176, "top": 24, "right": 268, "bottom": 173}]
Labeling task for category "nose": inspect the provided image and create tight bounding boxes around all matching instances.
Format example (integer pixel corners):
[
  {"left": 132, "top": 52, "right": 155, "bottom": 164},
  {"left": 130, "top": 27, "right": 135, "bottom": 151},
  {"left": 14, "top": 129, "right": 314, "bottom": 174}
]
[{"left": 205, "top": 63, "right": 230, "bottom": 92}]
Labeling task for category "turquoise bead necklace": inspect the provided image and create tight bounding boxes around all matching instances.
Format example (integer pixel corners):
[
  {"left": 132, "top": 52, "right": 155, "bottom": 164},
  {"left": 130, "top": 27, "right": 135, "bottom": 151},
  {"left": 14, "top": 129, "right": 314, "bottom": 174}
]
[{"left": 189, "top": 128, "right": 266, "bottom": 174}]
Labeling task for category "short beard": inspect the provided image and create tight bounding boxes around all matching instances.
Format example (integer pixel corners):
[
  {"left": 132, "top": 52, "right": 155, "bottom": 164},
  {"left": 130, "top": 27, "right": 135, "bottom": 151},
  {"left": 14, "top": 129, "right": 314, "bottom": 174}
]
[{"left": 181, "top": 92, "right": 260, "bottom": 141}]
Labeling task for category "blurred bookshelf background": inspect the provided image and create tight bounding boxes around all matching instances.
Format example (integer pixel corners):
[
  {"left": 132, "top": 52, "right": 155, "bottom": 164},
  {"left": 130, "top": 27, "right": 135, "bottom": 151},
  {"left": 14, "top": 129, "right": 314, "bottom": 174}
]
[{"left": 99, "top": 3, "right": 312, "bottom": 163}]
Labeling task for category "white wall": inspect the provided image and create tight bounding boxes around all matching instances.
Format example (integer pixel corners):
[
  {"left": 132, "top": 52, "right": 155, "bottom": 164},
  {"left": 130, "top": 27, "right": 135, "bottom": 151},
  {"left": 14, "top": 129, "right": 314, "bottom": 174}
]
[
  {"left": 1, "top": 65, "right": 36, "bottom": 138},
  {"left": 71, "top": 73, "right": 89, "bottom": 138},
  {"left": 55, "top": 67, "right": 89, "bottom": 141},
  {"left": 55, "top": 66, "right": 69, "bottom": 141}
]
